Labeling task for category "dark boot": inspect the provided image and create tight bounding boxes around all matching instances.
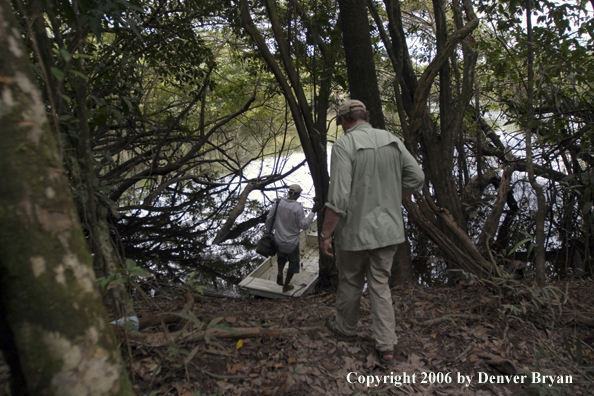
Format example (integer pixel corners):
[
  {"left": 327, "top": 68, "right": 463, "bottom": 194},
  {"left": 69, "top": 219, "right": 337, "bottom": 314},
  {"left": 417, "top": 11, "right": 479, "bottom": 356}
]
[{"left": 283, "top": 272, "right": 294, "bottom": 292}]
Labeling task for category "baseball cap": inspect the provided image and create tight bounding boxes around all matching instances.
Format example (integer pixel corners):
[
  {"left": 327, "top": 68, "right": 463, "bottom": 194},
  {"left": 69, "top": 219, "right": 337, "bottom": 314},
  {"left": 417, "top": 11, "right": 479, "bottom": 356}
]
[
  {"left": 337, "top": 99, "right": 367, "bottom": 117},
  {"left": 288, "top": 184, "right": 302, "bottom": 194}
]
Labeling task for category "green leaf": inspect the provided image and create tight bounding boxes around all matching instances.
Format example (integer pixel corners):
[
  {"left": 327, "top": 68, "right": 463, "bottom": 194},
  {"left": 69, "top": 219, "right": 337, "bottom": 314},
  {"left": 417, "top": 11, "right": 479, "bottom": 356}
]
[
  {"left": 106, "top": 277, "right": 126, "bottom": 289},
  {"left": 527, "top": 242, "right": 535, "bottom": 259},
  {"left": 96, "top": 275, "right": 113, "bottom": 290},
  {"left": 57, "top": 115, "right": 73, "bottom": 121},
  {"left": 125, "top": 320, "right": 137, "bottom": 332},
  {"left": 174, "top": 312, "right": 203, "bottom": 328},
  {"left": 207, "top": 316, "right": 225, "bottom": 328},
  {"left": 61, "top": 94, "right": 72, "bottom": 104},
  {"left": 508, "top": 238, "right": 532, "bottom": 255},
  {"left": 209, "top": 324, "right": 240, "bottom": 334},
  {"left": 69, "top": 70, "right": 87, "bottom": 80},
  {"left": 129, "top": 266, "right": 150, "bottom": 278},
  {"left": 51, "top": 67, "right": 64, "bottom": 81},
  {"left": 72, "top": 53, "right": 92, "bottom": 59},
  {"left": 168, "top": 346, "right": 180, "bottom": 357},
  {"left": 59, "top": 48, "right": 72, "bottom": 62},
  {"left": 193, "top": 284, "right": 205, "bottom": 294}
]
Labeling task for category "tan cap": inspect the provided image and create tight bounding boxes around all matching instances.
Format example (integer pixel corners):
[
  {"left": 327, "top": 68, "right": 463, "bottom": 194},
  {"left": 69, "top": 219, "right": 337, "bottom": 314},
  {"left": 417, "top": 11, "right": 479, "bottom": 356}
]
[
  {"left": 337, "top": 99, "right": 367, "bottom": 117},
  {"left": 288, "top": 184, "right": 302, "bottom": 194}
]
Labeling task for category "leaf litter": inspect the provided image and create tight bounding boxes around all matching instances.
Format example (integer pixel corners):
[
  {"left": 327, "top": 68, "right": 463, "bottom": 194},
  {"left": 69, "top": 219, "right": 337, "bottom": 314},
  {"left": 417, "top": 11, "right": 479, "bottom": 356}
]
[{"left": 2, "top": 279, "right": 594, "bottom": 395}]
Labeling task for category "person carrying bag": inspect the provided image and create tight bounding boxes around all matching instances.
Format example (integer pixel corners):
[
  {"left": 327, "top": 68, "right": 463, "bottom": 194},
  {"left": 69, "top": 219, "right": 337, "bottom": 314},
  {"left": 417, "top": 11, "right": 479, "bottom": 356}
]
[{"left": 262, "top": 185, "right": 315, "bottom": 292}]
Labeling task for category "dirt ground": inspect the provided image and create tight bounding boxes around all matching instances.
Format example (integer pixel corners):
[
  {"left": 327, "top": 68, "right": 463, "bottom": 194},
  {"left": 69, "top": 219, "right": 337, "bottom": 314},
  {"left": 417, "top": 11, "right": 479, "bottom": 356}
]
[{"left": 2, "top": 279, "right": 594, "bottom": 395}]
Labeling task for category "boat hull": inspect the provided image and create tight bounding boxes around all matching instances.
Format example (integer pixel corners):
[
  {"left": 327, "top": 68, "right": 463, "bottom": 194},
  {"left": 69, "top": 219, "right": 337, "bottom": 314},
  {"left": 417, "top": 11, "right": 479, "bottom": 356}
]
[{"left": 239, "top": 223, "right": 319, "bottom": 299}]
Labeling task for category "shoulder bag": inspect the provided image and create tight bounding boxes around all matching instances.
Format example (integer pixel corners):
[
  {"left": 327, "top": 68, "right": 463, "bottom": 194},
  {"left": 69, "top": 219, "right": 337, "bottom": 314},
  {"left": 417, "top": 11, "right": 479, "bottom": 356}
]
[{"left": 256, "top": 200, "right": 280, "bottom": 257}]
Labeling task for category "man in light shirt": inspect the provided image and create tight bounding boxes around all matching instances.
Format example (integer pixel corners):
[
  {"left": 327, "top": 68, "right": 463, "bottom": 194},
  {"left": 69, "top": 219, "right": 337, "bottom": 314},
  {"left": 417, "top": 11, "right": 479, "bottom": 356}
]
[
  {"left": 265, "top": 184, "right": 315, "bottom": 292},
  {"left": 320, "top": 99, "right": 424, "bottom": 365}
]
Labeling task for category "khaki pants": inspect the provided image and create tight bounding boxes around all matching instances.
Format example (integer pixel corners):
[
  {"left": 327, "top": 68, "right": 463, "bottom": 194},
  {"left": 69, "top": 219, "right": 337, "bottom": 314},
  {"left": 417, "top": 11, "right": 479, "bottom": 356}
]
[{"left": 335, "top": 244, "right": 398, "bottom": 351}]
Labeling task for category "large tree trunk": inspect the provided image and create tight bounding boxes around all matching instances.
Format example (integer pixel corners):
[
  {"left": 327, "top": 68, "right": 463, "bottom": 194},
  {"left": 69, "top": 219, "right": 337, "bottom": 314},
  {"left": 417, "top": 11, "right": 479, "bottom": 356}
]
[
  {"left": 337, "top": 0, "right": 385, "bottom": 129},
  {"left": 21, "top": 0, "right": 137, "bottom": 317},
  {"left": 389, "top": 240, "right": 415, "bottom": 287},
  {"left": 339, "top": 0, "right": 420, "bottom": 281},
  {"left": 0, "top": 2, "right": 134, "bottom": 394}
]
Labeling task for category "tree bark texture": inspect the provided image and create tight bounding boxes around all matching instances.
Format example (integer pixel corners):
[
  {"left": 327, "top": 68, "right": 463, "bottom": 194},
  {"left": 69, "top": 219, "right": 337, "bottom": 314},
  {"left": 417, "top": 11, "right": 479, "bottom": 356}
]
[
  {"left": 0, "top": 1, "right": 134, "bottom": 394},
  {"left": 19, "top": 0, "right": 137, "bottom": 318},
  {"left": 338, "top": 0, "right": 386, "bottom": 129},
  {"left": 389, "top": 240, "right": 415, "bottom": 287}
]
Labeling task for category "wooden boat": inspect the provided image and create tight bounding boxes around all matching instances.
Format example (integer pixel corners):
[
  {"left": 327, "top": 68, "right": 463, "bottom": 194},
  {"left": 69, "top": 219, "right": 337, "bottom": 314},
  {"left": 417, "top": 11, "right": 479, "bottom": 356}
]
[{"left": 239, "top": 223, "right": 319, "bottom": 299}]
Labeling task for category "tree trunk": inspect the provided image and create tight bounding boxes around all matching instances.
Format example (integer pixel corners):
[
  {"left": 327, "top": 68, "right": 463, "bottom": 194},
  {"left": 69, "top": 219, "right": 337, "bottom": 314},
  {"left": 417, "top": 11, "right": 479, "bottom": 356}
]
[
  {"left": 389, "top": 240, "right": 415, "bottom": 287},
  {"left": 525, "top": 0, "right": 547, "bottom": 286},
  {"left": 0, "top": 2, "right": 134, "bottom": 394},
  {"left": 337, "top": 0, "right": 385, "bottom": 129},
  {"left": 240, "top": 0, "right": 336, "bottom": 287},
  {"left": 379, "top": 0, "right": 504, "bottom": 279}
]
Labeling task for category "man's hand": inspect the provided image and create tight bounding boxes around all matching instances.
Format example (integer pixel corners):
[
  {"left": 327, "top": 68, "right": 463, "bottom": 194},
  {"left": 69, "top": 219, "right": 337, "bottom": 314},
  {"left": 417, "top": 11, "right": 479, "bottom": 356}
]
[
  {"left": 320, "top": 237, "right": 334, "bottom": 258},
  {"left": 312, "top": 198, "right": 324, "bottom": 213},
  {"left": 320, "top": 207, "right": 340, "bottom": 258}
]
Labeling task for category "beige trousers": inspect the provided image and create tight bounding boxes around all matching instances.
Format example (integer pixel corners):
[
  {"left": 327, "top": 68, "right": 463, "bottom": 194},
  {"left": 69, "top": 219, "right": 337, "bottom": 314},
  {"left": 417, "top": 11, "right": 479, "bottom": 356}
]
[{"left": 335, "top": 244, "right": 398, "bottom": 351}]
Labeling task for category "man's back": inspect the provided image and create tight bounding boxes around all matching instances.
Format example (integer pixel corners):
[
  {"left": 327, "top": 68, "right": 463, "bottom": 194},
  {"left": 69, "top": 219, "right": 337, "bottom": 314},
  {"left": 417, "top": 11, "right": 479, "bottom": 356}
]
[
  {"left": 265, "top": 198, "right": 314, "bottom": 253},
  {"left": 327, "top": 122, "right": 424, "bottom": 250}
]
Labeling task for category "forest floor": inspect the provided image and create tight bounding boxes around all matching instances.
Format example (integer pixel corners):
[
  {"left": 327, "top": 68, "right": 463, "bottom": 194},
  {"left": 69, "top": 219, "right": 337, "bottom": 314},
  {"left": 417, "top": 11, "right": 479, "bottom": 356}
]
[{"left": 3, "top": 278, "right": 594, "bottom": 395}]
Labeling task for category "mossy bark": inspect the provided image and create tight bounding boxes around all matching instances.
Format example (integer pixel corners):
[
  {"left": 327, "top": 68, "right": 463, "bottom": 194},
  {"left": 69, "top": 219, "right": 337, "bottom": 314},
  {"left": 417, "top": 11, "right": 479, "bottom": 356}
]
[{"left": 0, "top": 1, "right": 134, "bottom": 394}]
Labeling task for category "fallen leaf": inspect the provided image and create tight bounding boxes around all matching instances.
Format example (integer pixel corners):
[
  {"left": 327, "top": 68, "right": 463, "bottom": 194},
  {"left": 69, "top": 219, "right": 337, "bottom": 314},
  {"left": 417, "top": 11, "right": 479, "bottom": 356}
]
[
  {"left": 184, "top": 345, "right": 200, "bottom": 365},
  {"left": 322, "top": 361, "right": 336, "bottom": 371},
  {"left": 364, "top": 352, "right": 376, "bottom": 369},
  {"left": 469, "top": 353, "right": 479, "bottom": 362},
  {"left": 287, "top": 356, "right": 296, "bottom": 364},
  {"left": 431, "top": 333, "right": 437, "bottom": 339},
  {"left": 226, "top": 316, "right": 237, "bottom": 324},
  {"left": 236, "top": 339, "right": 244, "bottom": 349},
  {"left": 409, "top": 353, "right": 422, "bottom": 366},
  {"left": 172, "top": 382, "right": 184, "bottom": 395},
  {"left": 227, "top": 362, "right": 245, "bottom": 374}
]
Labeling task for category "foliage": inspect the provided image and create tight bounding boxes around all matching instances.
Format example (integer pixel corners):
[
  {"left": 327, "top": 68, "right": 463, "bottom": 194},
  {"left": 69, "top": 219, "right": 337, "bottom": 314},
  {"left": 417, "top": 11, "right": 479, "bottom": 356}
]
[
  {"left": 17, "top": 0, "right": 308, "bottom": 289},
  {"left": 476, "top": 0, "right": 594, "bottom": 277},
  {"left": 14, "top": 0, "right": 594, "bottom": 286}
]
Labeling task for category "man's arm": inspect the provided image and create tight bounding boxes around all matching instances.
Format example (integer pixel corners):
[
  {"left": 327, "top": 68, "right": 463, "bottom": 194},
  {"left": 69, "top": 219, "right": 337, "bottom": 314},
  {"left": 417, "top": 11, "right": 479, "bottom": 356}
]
[
  {"left": 320, "top": 141, "right": 352, "bottom": 258},
  {"left": 320, "top": 208, "right": 341, "bottom": 258},
  {"left": 264, "top": 201, "right": 276, "bottom": 232},
  {"left": 399, "top": 143, "right": 425, "bottom": 192},
  {"left": 295, "top": 204, "right": 315, "bottom": 230}
]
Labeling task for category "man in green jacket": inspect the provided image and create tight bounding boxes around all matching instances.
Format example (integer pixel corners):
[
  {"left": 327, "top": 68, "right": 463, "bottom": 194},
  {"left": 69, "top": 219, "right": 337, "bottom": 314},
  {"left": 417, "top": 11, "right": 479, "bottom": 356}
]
[{"left": 320, "top": 99, "right": 424, "bottom": 365}]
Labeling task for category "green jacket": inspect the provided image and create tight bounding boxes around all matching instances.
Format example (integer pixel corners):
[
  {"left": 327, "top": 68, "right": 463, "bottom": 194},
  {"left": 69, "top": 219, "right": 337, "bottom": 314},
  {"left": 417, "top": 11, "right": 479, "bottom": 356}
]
[{"left": 326, "top": 122, "right": 424, "bottom": 250}]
